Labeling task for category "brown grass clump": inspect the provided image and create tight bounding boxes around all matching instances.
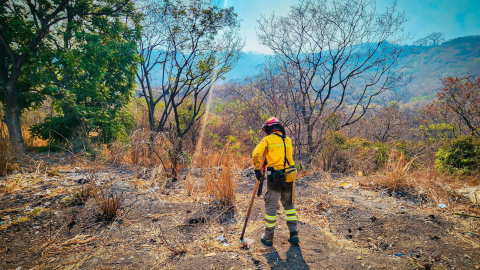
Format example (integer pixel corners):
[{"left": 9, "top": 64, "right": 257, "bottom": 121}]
[
  {"left": 379, "top": 152, "right": 415, "bottom": 192},
  {"left": 90, "top": 182, "right": 122, "bottom": 221},
  {"left": 73, "top": 185, "right": 92, "bottom": 204},
  {"left": 358, "top": 151, "right": 463, "bottom": 208},
  {"left": 196, "top": 140, "right": 245, "bottom": 207},
  {"left": 204, "top": 165, "right": 237, "bottom": 207}
]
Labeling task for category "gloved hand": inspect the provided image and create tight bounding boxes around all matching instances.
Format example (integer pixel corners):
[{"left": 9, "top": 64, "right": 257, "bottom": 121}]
[{"left": 254, "top": 170, "right": 263, "bottom": 181}]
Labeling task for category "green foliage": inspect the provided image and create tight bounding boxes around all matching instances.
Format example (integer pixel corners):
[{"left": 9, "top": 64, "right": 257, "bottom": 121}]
[
  {"left": 436, "top": 136, "right": 480, "bottom": 175},
  {"left": 419, "top": 123, "right": 455, "bottom": 131},
  {"left": 29, "top": 1, "right": 140, "bottom": 146},
  {"left": 373, "top": 142, "right": 390, "bottom": 166},
  {"left": 0, "top": 3, "right": 51, "bottom": 110},
  {"left": 177, "top": 101, "right": 203, "bottom": 131},
  {"left": 225, "top": 135, "right": 243, "bottom": 154}
]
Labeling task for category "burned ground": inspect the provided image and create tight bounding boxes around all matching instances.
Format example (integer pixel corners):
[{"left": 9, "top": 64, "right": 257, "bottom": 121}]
[{"left": 0, "top": 154, "right": 479, "bottom": 269}]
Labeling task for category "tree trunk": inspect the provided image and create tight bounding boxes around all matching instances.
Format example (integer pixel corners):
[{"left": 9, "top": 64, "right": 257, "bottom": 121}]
[
  {"left": 147, "top": 102, "right": 156, "bottom": 158},
  {"left": 306, "top": 124, "right": 314, "bottom": 165},
  {"left": 3, "top": 86, "right": 25, "bottom": 154},
  {"left": 148, "top": 128, "right": 156, "bottom": 158}
]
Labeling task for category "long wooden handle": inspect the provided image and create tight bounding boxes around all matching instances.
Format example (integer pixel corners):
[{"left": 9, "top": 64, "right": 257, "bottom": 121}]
[{"left": 240, "top": 179, "right": 259, "bottom": 241}]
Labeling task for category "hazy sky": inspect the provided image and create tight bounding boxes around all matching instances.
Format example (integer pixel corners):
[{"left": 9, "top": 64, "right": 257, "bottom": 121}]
[{"left": 223, "top": 0, "right": 480, "bottom": 54}]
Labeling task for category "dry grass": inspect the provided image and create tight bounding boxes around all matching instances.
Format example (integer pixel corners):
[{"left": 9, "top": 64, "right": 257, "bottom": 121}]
[
  {"left": 156, "top": 223, "right": 187, "bottom": 256},
  {"left": 1, "top": 177, "right": 19, "bottom": 194},
  {"left": 105, "top": 129, "right": 190, "bottom": 183},
  {"left": 0, "top": 137, "right": 19, "bottom": 176},
  {"left": 87, "top": 172, "right": 123, "bottom": 221},
  {"left": 89, "top": 181, "right": 122, "bottom": 221},
  {"left": 357, "top": 151, "right": 468, "bottom": 209},
  {"left": 196, "top": 141, "right": 246, "bottom": 207},
  {"left": 204, "top": 165, "right": 237, "bottom": 207},
  {"left": 379, "top": 152, "right": 415, "bottom": 192},
  {"left": 22, "top": 126, "right": 48, "bottom": 150},
  {"left": 73, "top": 185, "right": 92, "bottom": 204},
  {"left": 184, "top": 172, "right": 194, "bottom": 195}
]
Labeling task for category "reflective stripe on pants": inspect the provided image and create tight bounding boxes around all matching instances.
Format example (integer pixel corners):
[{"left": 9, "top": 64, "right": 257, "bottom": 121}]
[{"left": 263, "top": 185, "right": 297, "bottom": 240}]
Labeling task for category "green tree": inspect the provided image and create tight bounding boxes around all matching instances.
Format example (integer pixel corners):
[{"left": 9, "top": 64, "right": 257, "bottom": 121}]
[
  {"left": 30, "top": 3, "right": 140, "bottom": 146},
  {"left": 0, "top": 0, "right": 134, "bottom": 152}
]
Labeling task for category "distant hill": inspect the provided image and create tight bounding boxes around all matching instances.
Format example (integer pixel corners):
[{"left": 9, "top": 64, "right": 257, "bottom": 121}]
[
  {"left": 222, "top": 36, "right": 480, "bottom": 103},
  {"left": 222, "top": 52, "right": 269, "bottom": 82},
  {"left": 404, "top": 35, "right": 480, "bottom": 103}
]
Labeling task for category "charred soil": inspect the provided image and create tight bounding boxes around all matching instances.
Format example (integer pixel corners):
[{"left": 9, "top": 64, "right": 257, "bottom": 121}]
[{"left": 0, "top": 154, "right": 479, "bottom": 269}]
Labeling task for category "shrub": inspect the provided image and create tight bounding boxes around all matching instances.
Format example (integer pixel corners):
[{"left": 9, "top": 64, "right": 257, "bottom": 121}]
[
  {"left": 380, "top": 152, "right": 415, "bottom": 192},
  {"left": 204, "top": 165, "right": 237, "bottom": 207},
  {"left": 90, "top": 182, "right": 122, "bottom": 220},
  {"left": 436, "top": 136, "right": 480, "bottom": 175}
]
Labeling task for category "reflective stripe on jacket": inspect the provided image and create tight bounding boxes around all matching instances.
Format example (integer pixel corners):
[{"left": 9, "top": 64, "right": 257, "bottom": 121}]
[{"left": 252, "top": 131, "right": 295, "bottom": 170}]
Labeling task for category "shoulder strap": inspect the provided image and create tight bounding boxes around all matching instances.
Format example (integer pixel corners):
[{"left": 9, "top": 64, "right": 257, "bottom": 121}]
[{"left": 273, "top": 133, "right": 291, "bottom": 169}]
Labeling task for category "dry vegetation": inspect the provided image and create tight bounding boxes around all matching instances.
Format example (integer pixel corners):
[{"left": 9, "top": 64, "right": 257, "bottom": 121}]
[{"left": 0, "top": 137, "right": 479, "bottom": 269}]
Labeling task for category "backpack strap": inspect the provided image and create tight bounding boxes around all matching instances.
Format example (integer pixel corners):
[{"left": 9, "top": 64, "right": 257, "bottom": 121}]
[{"left": 273, "top": 133, "right": 291, "bottom": 169}]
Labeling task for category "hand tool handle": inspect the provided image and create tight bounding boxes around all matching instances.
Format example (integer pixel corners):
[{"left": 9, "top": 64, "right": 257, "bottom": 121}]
[{"left": 240, "top": 179, "right": 259, "bottom": 241}]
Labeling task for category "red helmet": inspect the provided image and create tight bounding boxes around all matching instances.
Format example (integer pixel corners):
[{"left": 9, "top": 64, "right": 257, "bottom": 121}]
[{"left": 262, "top": 117, "right": 281, "bottom": 130}]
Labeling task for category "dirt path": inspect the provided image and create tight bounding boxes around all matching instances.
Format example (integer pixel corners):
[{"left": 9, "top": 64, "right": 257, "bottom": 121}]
[{"left": 0, "top": 158, "right": 479, "bottom": 269}]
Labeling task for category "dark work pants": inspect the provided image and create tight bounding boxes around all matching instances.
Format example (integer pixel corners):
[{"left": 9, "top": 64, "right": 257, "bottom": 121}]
[{"left": 263, "top": 184, "right": 297, "bottom": 240}]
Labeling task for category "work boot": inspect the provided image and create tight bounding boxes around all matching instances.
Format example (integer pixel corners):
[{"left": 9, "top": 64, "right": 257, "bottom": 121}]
[
  {"left": 288, "top": 231, "right": 300, "bottom": 244},
  {"left": 261, "top": 238, "right": 273, "bottom": 247}
]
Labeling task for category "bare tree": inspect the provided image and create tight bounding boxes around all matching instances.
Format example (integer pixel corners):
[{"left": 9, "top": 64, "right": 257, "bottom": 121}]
[
  {"left": 363, "top": 103, "right": 411, "bottom": 142},
  {"left": 136, "top": 0, "right": 244, "bottom": 150},
  {"left": 437, "top": 77, "right": 480, "bottom": 137},
  {"left": 413, "top": 37, "right": 429, "bottom": 46},
  {"left": 257, "top": 0, "right": 413, "bottom": 163},
  {"left": 226, "top": 58, "right": 306, "bottom": 158},
  {"left": 426, "top": 32, "right": 445, "bottom": 46}
]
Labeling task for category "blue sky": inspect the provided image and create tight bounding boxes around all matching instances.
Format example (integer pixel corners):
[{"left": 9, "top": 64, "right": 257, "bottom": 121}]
[{"left": 223, "top": 0, "right": 480, "bottom": 54}]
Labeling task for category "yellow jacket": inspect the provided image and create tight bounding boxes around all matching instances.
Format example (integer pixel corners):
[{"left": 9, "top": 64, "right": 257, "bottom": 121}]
[{"left": 252, "top": 131, "right": 295, "bottom": 171}]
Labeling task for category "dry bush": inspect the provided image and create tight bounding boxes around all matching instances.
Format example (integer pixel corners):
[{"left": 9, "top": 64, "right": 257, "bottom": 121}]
[
  {"left": 194, "top": 141, "right": 250, "bottom": 169},
  {"left": 379, "top": 152, "right": 415, "bottom": 192},
  {"left": 89, "top": 182, "right": 122, "bottom": 221},
  {"left": 358, "top": 152, "right": 462, "bottom": 207},
  {"left": 203, "top": 165, "right": 237, "bottom": 207},
  {"left": 106, "top": 129, "right": 190, "bottom": 181},
  {"left": 0, "top": 144, "right": 18, "bottom": 176},
  {"left": 318, "top": 139, "right": 349, "bottom": 173},
  {"left": 198, "top": 141, "right": 244, "bottom": 207},
  {"left": 404, "top": 168, "right": 457, "bottom": 206},
  {"left": 23, "top": 126, "right": 48, "bottom": 150}
]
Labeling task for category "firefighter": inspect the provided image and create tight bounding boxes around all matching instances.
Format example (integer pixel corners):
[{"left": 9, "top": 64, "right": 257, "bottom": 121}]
[{"left": 252, "top": 117, "right": 299, "bottom": 247}]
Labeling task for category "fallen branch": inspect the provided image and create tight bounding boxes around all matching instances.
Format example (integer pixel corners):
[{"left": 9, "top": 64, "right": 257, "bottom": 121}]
[
  {"left": 453, "top": 213, "right": 480, "bottom": 218},
  {"left": 61, "top": 237, "right": 99, "bottom": 246},
  {"left": 145, "top": 213, "right": 173, "bottom": 218}
]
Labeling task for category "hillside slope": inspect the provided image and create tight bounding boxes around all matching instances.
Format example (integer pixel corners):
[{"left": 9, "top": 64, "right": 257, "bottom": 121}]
[
  {"left": 223, "top": 36, "right": 480, "bottom": 103},
  {"left": 406, "top": 35, "right": 480, "bottom": 102}
]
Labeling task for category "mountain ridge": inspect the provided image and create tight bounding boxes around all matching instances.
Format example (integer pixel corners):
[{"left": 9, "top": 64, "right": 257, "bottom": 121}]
[{"left": 222, "top": 35, "right": 480, "bottom": 103}]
